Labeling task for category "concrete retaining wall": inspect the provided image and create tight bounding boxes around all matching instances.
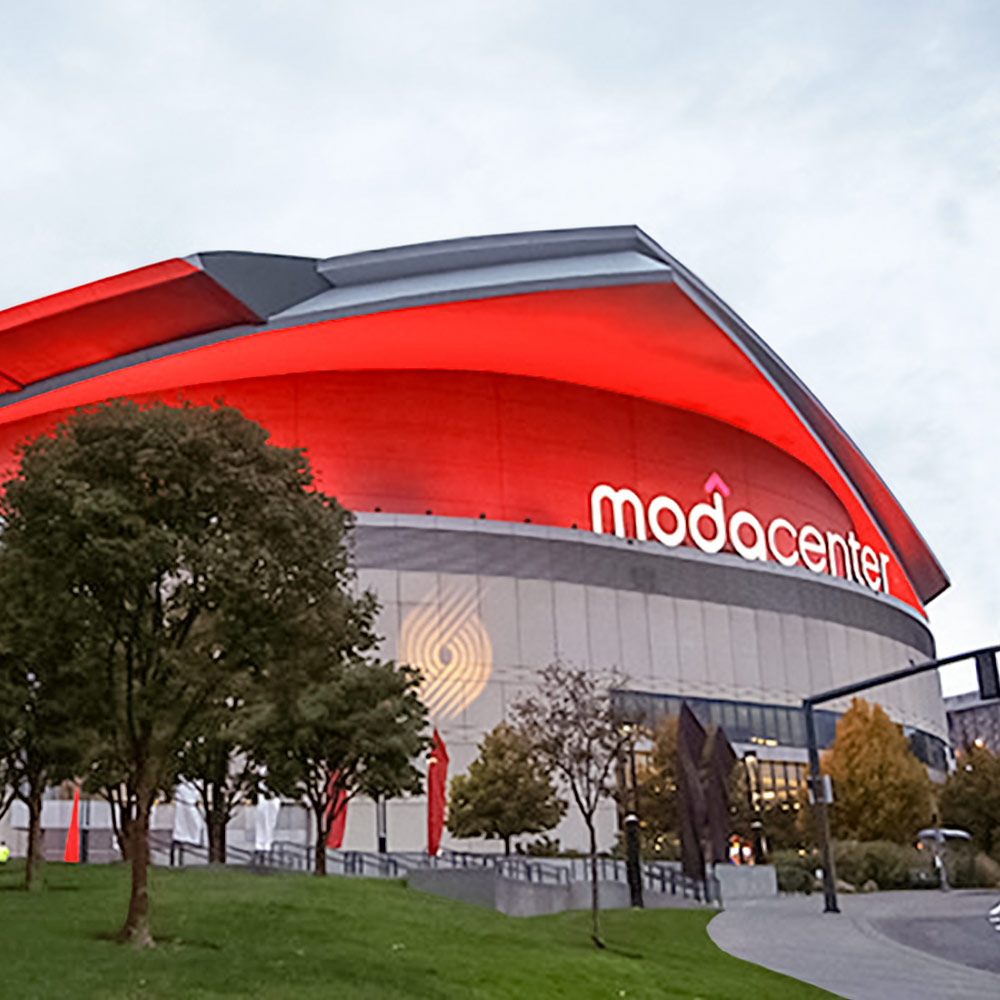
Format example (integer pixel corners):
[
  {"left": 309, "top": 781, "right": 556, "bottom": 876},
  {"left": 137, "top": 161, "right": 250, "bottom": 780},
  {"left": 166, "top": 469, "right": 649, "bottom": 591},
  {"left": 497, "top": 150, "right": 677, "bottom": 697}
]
[
  {"left": 407, "top": 868, "right": 713, "bottom": 917},
  {"left": 714, "top": 864, "right": 778, "bottom": 901}
]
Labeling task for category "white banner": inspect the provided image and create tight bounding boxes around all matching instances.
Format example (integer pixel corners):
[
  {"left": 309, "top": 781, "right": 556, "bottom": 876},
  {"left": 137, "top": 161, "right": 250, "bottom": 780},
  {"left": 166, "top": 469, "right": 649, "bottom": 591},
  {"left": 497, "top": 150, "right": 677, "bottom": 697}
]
[
  {"left": 254, "top": 797, "right": 282, "bottom": 852},
  {"left": 172, "top": 781, "right": 206, "bottom": 845}
]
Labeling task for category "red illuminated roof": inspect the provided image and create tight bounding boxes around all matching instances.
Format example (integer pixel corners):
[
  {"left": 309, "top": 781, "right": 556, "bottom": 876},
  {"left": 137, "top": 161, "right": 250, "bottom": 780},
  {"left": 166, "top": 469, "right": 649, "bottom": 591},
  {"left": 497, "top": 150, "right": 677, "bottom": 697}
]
[
  {"left": 0, "top": 226, "right": 949, "bottom": 605},
  {"left": 0, "top": 259, "right": 258, "bottom": 387}
]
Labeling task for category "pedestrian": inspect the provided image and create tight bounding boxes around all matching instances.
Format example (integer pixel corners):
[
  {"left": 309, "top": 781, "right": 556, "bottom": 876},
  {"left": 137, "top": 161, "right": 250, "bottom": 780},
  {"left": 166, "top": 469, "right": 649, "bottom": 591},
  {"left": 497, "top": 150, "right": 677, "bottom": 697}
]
[{"left": 0, "top": 840, "right": 10, "bottom": 864}]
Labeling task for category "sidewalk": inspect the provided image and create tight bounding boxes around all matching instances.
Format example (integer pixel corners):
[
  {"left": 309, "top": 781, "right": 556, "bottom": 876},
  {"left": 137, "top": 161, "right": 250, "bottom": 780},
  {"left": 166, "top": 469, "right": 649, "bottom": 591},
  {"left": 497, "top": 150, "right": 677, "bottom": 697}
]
[{"left": 708, "top": 889, "right": 1000, "bottom": 1000}]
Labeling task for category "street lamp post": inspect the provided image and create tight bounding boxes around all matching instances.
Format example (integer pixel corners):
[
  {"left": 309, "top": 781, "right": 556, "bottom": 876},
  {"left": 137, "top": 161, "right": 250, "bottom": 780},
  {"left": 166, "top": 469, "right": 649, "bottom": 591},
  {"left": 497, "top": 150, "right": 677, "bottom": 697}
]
[
  {"left": 803, "top": 642, "right": 1000, "bottom": 915},
  {"left": 742, "top": 752, "right": 767, "bottom": 865},
  {"left": 376, "top": 796, "right": 387, "bottom": 854},
  {"left": 622, "top": 724, "right": 644, "bottom": 908}
]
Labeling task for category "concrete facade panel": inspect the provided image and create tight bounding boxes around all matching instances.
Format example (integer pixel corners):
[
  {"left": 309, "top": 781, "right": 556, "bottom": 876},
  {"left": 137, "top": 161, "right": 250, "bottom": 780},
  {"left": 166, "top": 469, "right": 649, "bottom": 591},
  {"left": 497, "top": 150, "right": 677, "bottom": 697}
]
[
  {"left": 585, "top": 585, "right": 622, "bottom": 670},
  {"left": 647, "top": 594, "right": 683, "bottom": 694},
  {"left": 755, "top": 609, "right": 792, "bottom": 704},
  {"left": 552, "top": 581, "right": 591, "bottom": 666},
  {"left": 804, "top": 617, "right": 834, "bottom": 698},
  {"left": 515, "top": 578, "right": 557, "bottom": 669},
  {"left": 729, "top": 605, "right": 762, "bottom": 701},
  {"left": 616, "top": 590, "right": 653, "bottom": 684},
  {"left": 478, "top": 574, "right": 520, "bottom": 673},
  {"left": 779, "top": 615, "right": 810, "bottom": 701},
  {"left": 674, "top": 598, "right": 709, "bottom": 696},
  {"left": 702, "top": 602, "right": 737, "bottom": 697}
]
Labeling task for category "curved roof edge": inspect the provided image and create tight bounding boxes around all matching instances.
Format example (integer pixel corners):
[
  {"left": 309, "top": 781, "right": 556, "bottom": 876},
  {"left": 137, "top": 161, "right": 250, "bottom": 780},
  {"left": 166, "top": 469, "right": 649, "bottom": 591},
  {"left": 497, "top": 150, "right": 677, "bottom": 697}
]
[
  {"left": 0, "top": 225, "right": 948, "bottom": 603},
  {"left": 632, "top": 231, "right": 950, "bottom": 603}
]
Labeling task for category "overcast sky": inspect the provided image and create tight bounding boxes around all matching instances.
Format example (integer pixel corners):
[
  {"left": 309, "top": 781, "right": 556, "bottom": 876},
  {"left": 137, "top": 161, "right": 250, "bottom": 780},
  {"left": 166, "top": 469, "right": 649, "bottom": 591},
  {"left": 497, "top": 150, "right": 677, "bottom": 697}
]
[{"left": 1, "top": 2, "right": 997, "bottom": 694}]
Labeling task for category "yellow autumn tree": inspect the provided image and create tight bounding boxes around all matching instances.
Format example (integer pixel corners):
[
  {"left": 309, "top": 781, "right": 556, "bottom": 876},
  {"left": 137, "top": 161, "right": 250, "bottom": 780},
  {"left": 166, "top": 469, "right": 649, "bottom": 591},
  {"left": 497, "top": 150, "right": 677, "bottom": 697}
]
[{"left": 822, "top": 697, "right": 932, "bottom": 843}]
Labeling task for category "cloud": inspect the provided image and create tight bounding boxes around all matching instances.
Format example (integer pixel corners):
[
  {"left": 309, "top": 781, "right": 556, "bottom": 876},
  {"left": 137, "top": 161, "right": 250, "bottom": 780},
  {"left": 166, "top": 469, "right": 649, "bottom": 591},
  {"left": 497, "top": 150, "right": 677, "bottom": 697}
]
[{"left": 1, "top": 0, "right": 997, "bottom": 691}]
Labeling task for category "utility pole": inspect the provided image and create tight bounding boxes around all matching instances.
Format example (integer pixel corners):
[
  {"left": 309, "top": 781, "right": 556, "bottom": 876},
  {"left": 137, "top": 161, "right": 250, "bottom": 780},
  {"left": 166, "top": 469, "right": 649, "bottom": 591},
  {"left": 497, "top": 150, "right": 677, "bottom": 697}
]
[
  {"left": 803, "top": 642, "right": 1000, "bottom": 915},
  {"left": 742, "top": 752, "right": 768, "bottom": 865},
  {"left": 622, "top": 724, "right": 644, "bottom": 908}
]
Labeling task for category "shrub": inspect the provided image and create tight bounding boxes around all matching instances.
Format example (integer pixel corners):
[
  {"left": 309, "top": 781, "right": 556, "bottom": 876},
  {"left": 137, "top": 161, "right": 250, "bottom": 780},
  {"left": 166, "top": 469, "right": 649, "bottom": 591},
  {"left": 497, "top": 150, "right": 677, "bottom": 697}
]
[
  {"left": 947, "top": 846, "right": 1000, "bottom": 888},
  {"left": 834, "top": 840, "right": 920, "bottom": 890},
  {"left": 771, "top": 849, "right": 818, "bottom": 894},
  {"left": 773, "top": 841, "right": 935, "bottom": 892},
  {"left": 515, "top": 836, "right": 587, "bottom": 859}
]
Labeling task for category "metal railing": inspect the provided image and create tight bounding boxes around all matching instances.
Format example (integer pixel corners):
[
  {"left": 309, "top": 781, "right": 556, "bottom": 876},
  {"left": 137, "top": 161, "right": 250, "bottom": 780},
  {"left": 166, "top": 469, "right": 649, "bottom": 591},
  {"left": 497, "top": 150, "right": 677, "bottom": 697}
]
[
  {"left": 150, "top": 833, "right": 717, "bottom": 901},
  {"left": 642, "top": 862, "right": 720, "bottom": 904}
]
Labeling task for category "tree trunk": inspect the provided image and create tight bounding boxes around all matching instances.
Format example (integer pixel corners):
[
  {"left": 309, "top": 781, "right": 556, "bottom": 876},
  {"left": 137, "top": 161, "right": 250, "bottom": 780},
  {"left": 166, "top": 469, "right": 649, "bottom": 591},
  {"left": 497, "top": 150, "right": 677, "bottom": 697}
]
[
  {"left": 205, "top": 776, "right": 227, "bottom": 864},
  {"left": 118, "top": 809, "right": 133, "bottom": 862},
  {"left": 108, "top": 784, "right": 135, "bottom": 861},
  {"left": 504, "top": 835, "right": 511, "bottom": 856},
  {"left": 314, "top": 808, "right": 327, "bottom": 876},
  {"left": 25, "top": 781, "right": 45, "bottom": 892},
  {"left": 588, "top": 819, "right": 603, "bottom": 948},
  {"left": 208, "top": 813, "right": 227, "bottom": 864},
  {"left": 118, "top": 782, "right": 154, "bottom": 948},
  {"left": 206, "top": 749, "right": 229, "bottom": 863}
]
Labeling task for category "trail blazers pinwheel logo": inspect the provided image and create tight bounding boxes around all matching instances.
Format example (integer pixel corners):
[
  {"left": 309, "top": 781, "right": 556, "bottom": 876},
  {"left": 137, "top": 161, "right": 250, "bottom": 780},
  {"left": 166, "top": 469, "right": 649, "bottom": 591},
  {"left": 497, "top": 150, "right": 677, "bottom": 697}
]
[{"left": 400, "top": 583, "right": 492, "bottom": 721}]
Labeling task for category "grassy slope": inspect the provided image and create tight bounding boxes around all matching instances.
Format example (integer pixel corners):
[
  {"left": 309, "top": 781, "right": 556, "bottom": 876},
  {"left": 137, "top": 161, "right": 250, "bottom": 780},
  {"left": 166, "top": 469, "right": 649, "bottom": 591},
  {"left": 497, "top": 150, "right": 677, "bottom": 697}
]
[{"left": 0, "top": 861, "right": 838, "bottom": 1000}]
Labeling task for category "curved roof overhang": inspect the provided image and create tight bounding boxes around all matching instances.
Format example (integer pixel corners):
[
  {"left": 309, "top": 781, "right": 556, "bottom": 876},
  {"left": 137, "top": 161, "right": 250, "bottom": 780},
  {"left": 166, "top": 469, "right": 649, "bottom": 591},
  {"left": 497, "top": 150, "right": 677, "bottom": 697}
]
[{"left": 0, "top": 225, "right": 948, "bottom": 608}]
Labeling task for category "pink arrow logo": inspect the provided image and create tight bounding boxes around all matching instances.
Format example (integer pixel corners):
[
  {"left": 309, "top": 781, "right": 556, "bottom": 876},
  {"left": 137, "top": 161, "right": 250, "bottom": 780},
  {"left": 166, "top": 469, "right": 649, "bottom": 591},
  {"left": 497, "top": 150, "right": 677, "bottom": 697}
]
[{"left": 703, "top": 472, "right": 731, "bottom": 497}]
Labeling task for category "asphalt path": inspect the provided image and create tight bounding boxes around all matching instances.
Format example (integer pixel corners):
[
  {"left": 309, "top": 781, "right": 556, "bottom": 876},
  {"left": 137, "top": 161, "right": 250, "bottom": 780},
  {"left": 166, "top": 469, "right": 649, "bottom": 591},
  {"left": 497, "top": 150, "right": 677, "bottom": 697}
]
[
  {"left": 709, "top": 889, "right": 1000, "bottom": 1000},
  {"left": 872, "top": 907, "right": 1000, "bottom": 974}
]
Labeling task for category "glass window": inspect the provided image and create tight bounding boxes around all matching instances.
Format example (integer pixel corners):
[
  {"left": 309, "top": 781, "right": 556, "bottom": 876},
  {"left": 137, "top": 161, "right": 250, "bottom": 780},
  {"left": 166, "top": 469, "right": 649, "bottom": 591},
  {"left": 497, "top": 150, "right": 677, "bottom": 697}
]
[
  {"left": 788, "top": 709, "right": 806, "bottom": 746},
  {"left": 773, "top": 764, "right": 787, "bottom": 795},
  {"left": 816, "top": 710, "right": 838, "bottom": 748},
  {"left": 735, "top": 704, "right": 752, "bottom": 740},
  {"left": 788, "top": 763, "right": 807, "bottom": 797},
  {"left": 720, "top": 701, "right": 738, "bottom": 731},
  {"left": 774, "top": 707, "right": 792, "bottom": 745}
]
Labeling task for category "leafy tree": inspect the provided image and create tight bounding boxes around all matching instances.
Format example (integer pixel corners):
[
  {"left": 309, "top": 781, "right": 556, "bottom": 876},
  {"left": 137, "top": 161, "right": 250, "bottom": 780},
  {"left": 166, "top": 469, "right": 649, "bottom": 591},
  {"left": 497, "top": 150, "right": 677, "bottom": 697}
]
[
  {"left": 822, "top": 697, "right": 932, "bottom": 843},
  {"left": 447, "top": 721, "right": 566, "bottom": 855},
  {"left": 82, "top": 754, "right": 139, "bottom": 862},
  {"left": 512, "top": 663, "right": 630, "bottom": 948},
  {"left": 176, "top": 701, "right": 261, "bottom": 863},
  {"left": 0, "top": 399, "right": 363, "bottom": 944},
  {"left": 0, "top": 750, "right": 13, "bottom": 823},
  {"left": 257, "top": 656, "right": 427, "bottom": 874},
  {"left": 727, "top": 767, "right": 815, "bottom": 854},
  {"left": 628, "top": 716, "right": 680, "bottom": 859},
  {"left": 940, "top": 743, "right": 1000, "bottom": 862},
  {"left": 0, "top": 547, "right": 90, "bottom": 889}
]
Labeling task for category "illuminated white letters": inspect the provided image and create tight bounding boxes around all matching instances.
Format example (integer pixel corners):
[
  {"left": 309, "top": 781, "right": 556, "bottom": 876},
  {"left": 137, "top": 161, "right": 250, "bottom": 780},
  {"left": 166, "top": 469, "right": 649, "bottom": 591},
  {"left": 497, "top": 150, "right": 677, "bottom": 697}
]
[
  {"left": 798, "top": 525, "right": 827, "bottom": 573},
  {"left": 826, "top": 532, "right": 850, "bottom": 580},
  {"left": 766, "top": 517, "right": 799, "bottom": 567},
  {"left": 589, "top": 480, "right": 893, "bottom": 597},
  {"left": 647, "top": 495, "right": 686, "bottom": 547},
  {"left": 847, "top": 532, "right": 863, "bottom": 584},
  {"left": 688, "top": 491, "right": 726, "bottom": 554},
  {"left": 861, "top": 545, "right": 881, "bottom": 590},
  {"left": 729, "top": 509, "right": 767, "bottom": 561},
  {"left": 591, "top": 484, "right": 647, "bottom": 540}
]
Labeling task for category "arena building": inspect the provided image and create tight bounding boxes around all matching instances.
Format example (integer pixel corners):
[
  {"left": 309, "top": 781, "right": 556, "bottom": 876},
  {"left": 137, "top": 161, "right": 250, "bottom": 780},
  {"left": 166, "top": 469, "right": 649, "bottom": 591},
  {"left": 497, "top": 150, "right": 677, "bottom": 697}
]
[{"left": 0, "top": 226, "right": 949, "bottom": 852}]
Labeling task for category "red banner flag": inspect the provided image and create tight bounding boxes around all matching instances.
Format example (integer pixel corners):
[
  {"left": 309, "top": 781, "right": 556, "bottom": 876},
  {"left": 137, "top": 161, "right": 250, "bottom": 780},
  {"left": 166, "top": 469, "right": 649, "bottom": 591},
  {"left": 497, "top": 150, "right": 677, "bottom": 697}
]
[
  {"left": 427, "top": 729, "right": 449, "bottom": 856},
  {"left": 324, "top": 772, "right": 349, "bottom": 849},
  {"left": 63, "top": 786, "right": 81, "bottom": 863}
]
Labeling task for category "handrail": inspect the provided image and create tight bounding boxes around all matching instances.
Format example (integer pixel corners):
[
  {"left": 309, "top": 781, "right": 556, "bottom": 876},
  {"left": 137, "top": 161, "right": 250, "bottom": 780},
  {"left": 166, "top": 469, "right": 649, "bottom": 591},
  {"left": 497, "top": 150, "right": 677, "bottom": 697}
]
[{"left": 151, "top": 833, "right": 718, "bottom": 901}]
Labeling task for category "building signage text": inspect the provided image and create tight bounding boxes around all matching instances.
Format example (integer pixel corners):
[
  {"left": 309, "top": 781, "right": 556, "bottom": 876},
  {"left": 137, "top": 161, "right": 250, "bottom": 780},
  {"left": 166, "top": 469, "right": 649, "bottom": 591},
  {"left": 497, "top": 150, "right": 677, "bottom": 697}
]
[{"left": 590, "top": 478, "right": 892, "bottom": 595}]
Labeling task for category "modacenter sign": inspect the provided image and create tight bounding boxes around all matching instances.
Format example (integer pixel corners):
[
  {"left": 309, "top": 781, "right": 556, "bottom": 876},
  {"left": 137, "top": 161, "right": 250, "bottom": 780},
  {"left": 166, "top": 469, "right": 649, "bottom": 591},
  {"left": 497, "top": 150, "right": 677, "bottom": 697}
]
[{"left": 590, "top": 475, "right": 893, "bottom": 596}]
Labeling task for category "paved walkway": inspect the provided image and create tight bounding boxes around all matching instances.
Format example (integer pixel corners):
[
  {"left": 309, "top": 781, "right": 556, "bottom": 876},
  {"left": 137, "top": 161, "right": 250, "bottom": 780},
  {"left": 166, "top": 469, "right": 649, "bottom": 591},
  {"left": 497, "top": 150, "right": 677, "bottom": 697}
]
[{"left": 708, "top": 889, "right": 1000, "bottom": 1000}]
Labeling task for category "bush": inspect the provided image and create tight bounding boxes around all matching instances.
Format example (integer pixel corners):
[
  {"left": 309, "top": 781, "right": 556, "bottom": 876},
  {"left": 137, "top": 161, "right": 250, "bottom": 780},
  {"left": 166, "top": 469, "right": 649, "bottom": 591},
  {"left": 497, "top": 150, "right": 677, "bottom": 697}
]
[
  {"left": 515, "top": 836, "right": 586, "bottom": 858},
  {"left": 771, "top": 849, "right": 818, "bottom": 894},
  {"left": 773, "top": 842, "right": 936, "bottom": 893},
  {"left": 947, "top": 846, "right": 1000, "bottom": 888},
  {"left": 833, "top": 840, "right": 924, "bottom": 891}
]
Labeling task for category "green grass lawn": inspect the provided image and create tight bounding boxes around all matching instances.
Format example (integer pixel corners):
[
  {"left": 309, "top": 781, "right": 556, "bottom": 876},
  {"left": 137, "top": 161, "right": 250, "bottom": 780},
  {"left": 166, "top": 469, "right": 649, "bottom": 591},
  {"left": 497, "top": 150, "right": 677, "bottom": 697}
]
[{"left": 0, "top": 860, "right": 837, "bottom": 1000}]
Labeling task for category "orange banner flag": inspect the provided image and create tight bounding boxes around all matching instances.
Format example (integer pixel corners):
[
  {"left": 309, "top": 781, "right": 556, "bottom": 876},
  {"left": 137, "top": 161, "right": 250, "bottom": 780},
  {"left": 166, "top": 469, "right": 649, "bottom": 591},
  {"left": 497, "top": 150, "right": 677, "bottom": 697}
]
[{"left": 62, "top": 786, "right": 81, "bottom": 863}]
